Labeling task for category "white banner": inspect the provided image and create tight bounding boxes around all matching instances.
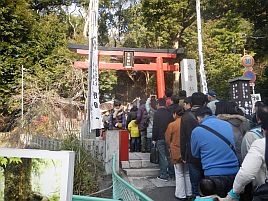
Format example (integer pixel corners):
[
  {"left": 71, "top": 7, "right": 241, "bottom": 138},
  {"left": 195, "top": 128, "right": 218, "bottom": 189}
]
[
  {"left": 88, "top": 0, "right": 102, "bottom": 130},
  {"left": 251, "top": 93, "right": 262, "bottom": 113},
  {"left": 180, "top": 59, "right": 198, "bottom": 96}
]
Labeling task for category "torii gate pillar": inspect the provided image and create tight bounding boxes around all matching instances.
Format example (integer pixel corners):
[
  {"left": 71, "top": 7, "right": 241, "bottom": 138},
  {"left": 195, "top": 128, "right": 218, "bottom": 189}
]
[{"left": 156, "top": 57, "right": 165, "bottom": 98}]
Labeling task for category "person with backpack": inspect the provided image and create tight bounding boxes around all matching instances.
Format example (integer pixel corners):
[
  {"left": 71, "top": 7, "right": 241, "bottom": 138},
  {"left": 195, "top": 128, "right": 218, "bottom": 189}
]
[
  {"left": 227, "top": 105, "right": 268, "bottom": 201},
  {"left": 241, "top": 103, "right": 266, "bottom": 160},
  {"left": 191, "top": 106, "right": 239, "bottom": 197}
]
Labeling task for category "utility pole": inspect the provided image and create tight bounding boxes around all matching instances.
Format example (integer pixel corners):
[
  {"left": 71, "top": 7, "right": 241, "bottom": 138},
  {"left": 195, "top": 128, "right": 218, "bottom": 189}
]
[
  {"left": 196, "top": 0, "right": 208, "bottom": 94},
  {"left": 21, "top": 64, "right": 24, "bottom": 128}
]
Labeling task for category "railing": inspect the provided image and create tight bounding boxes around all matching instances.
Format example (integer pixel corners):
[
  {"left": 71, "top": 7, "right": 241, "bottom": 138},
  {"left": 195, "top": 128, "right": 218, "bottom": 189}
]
[
  {"left": 72, "top": 195, "right": 118, "bottom": 201},
  {"left": 112, "top": 154, "right": 153, "bottom": 201}
]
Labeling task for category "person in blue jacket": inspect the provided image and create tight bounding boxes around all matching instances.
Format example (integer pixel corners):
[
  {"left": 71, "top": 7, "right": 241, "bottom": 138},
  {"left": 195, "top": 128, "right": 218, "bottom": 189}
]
[{"left": 191, "top": 106, "right": 239, "bottom": 197}]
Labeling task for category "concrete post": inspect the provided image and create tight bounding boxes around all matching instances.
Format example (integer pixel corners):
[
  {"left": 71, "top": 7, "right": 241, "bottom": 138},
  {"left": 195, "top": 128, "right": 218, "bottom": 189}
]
[{"left": 105, "top": 130, "right": 120, "bottom": 174}]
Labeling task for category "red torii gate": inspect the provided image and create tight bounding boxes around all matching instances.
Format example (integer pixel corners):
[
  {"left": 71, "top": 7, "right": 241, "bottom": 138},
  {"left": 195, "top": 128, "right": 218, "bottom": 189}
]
[{"left": 68, "top": 44, "right": 183, "bottom": 98}]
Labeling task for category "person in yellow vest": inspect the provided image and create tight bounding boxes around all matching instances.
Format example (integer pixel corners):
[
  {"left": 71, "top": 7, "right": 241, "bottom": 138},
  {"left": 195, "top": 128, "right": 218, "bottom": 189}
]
[{"left": 128, "top": 114, "right": 140, "bottom": 152}]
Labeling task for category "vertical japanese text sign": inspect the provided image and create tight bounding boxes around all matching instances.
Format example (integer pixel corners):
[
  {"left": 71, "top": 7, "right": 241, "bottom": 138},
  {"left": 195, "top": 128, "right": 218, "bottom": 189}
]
[
  {"left": 123, "top": 51, "right": 134, "bottom": 68},
  {"left": 180, "top": 59, "right": 198, "bottom": 96},
  {"left": 88, "top": 0, "right": 102, "bottom": 130}
]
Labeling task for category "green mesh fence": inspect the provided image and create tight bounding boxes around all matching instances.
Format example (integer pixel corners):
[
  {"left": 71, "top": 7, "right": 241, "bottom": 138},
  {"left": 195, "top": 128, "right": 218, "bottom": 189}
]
[{"left": 112, "top": 154, "right": 153, "bottom": 201}]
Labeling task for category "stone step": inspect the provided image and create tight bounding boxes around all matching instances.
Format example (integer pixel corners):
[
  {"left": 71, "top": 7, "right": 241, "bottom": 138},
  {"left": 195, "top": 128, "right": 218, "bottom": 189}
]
[
  {"left": 123, "top": 168, "right": 160, "bottom": 177},
  {"left": 127, "top": 177, "right": 176, "bottom": 190},
  {"left": 121, "top": 160, "right": 159, "bottom": 169},
  {"left": 129, "top": 152, "right": 150, "bottom": 160}
]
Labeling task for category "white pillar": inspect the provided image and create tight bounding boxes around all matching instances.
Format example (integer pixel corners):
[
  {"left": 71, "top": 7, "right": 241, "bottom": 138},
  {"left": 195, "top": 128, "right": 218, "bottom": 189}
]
[
  {"left": 105, "top": 130, "right": 120, "bottom": 174},
  {"left": 196, "top": 0, "right": 208, "bottom": 94}
]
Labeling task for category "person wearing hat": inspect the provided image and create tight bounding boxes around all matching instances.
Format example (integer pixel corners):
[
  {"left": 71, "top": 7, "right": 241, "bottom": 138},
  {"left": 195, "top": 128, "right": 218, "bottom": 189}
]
[{"left": 206, "top": 90, "right": 219, "bottom": 115}]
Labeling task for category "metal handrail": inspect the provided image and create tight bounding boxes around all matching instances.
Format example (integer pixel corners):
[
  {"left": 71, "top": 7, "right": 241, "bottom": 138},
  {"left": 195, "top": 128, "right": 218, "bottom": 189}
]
[{"left": 112, "top": 153, "right": 154, "bottom": 201}]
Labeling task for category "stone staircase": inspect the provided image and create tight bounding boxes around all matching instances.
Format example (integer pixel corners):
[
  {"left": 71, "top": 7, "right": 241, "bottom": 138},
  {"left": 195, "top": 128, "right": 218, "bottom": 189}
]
[
  {"left": 121, "top": 152, "right": 160, "bottom": 177},
  {"left": 121, "top": 152, "right": 175, "bottom": 192}
]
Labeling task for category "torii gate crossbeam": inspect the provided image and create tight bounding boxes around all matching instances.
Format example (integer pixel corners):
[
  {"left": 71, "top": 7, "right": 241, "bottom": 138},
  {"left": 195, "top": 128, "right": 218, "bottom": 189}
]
[{"left": 68, "top": 44, "right": 183, "bottom": 98}]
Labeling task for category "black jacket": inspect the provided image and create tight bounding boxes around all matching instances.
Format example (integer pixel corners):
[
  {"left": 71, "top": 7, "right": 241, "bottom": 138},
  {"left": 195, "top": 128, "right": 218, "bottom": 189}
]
[
  {"left": 126, "top": 110, "right": 137, "bottom": 128},
  {"left": 135, "top": 104, "right": 148, "bottom": 131},
  {"left": 168, "top": 103, "right": 178, "bottom": 114},
  {"left": 180, "top": 107, "right": 200, "bottom": 163},
  {"left": 152, "top": 107, "right": 173, "bottom": 141}
]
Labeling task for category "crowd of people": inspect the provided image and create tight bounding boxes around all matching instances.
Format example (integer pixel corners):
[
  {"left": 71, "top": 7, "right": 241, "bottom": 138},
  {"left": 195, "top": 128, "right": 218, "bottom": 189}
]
[{"left": 103, "top": 89, "right": 268, "bottom": 201}]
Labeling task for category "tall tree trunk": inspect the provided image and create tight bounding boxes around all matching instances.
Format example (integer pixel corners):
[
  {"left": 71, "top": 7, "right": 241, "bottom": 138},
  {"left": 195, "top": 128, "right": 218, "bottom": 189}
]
[{"left": 4, "top": 158, "right": 32, "bottom": 201}]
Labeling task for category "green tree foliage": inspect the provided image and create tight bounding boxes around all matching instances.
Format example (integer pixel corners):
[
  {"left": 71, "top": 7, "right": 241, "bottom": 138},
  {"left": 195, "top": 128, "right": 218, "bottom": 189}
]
[
  {"left": 122, "top": 3, "right": 151, "bottom": 48},
  {"left": 2, "top": 158, "right": 32, "bottom": 201},
  {"left": 202, "top": 13, "right": 253, "bottom": 99},
  {"left": 29, "top": 0, "right": 72, "bottom": 13},
  {"left": 0, "top": 0, "right": 34, "bottom": 114},
  {"left": 96, "top": 0, "right": 260, "bottom": 99},
  {"left": 0, "top": 157, "right": 52, "bottom": 201},
  {"left": 98, "top": 1, "right": 110, "bottom": 46},
  {"left": 136, "top": 0, "right": 253, "bottom": 98},
  {"left": 0, "top": 157, "right": 21, "bottom": 167},
  {"left": 141, "top": 0, "right": 196, "bottom": 48},
  {"left": 256, "top": 67, "right": 268, "bottom": 99},
  {"left": 235, "top": 0, "right": 268, "bottom": 97},
  {"left": 0, "top": 0, "right": 79, "bottom": 118},
  {"left": 99, "top": 70, "right": 117, "bottom": 102},
  {"left": 235, "top": 0, "right": 268, "bottom": 59},
  {"left": 1, "top": 0, "right": 268, "bottom": 119},
  {"left": 0, "top": 158, "right": 22, "bottom": 200},
  {"left": 26, "top": 15, "right": 69, "bottom": 89}
]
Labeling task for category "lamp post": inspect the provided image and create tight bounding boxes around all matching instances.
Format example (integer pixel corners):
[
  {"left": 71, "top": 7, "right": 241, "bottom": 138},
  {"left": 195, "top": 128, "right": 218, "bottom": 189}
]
[{"left": 196, "top": 0, "right": 208, "bottom": 94}]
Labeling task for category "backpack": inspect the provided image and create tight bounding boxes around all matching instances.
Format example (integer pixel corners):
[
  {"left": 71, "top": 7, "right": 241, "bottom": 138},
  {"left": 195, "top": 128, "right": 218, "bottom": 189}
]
[
  {"left": 143, "top": 116, "right": 150, "bottom": 128},
  {"left": 251, "top": 126, "right": 263, "bottom": 139},
  {"left": 252, "top": 180, "right": 268, "bottom": 201}
]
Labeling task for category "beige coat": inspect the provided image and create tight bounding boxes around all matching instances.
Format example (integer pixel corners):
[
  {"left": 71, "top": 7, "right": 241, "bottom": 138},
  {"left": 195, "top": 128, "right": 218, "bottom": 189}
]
[
  {"left": 165, "top": 117, "right": 182, "bottom": 164},
  {"left": 233, "top": 138, "right": 267, "bottom": 193},
  {"left": 217, "top": 114, "right": 250, "bottom": 163}
]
